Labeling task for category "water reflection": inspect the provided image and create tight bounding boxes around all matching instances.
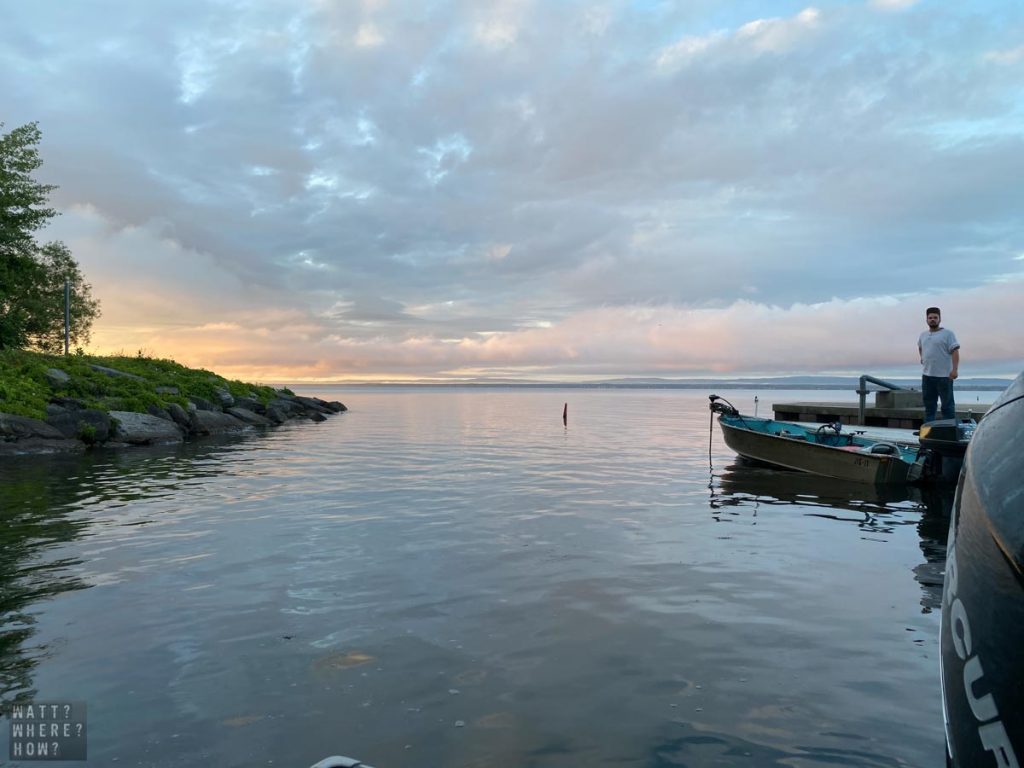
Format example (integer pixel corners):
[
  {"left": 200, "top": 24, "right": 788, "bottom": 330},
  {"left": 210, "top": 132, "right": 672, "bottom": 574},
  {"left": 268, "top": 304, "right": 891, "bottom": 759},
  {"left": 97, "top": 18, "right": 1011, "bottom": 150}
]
[
  {"left": 1, "top": 455, "right": 90, "bottom": 706},
  {"left": 710, "top": 459, "right": 953, "bottom": 614},
  {"left": 0, "top": 391, "right": 953, "bottom": 766},
  {"left": 914, "top": 486, "right": 955, "bottom": 614},
  {"left": 0, "top": 433, "right": 270, "bottom": 707},
  {"left": 711, "top": 458, "right": 919, "bottom": 513}
]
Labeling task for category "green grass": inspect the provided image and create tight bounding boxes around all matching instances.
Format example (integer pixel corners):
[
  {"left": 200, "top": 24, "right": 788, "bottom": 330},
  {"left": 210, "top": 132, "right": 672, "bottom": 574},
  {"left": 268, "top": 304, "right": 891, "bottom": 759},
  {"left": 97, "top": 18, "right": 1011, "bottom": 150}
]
[{"left": 0, "top": 349, "right": 278, "bottom": 421}]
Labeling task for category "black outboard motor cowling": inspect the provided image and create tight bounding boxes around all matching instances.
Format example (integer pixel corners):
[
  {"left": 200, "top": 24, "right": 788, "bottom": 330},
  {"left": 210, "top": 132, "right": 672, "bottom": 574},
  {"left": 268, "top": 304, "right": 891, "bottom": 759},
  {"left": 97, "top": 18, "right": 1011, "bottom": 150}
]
[
  {"left": 919, "top": 418, "right": 976, "bottom": 482},
  {"left": 920, "top": 419, "right": 976, "bottom": 456},
  {"left": 941, "top": 373, "right": 1024, "bottom": 767},
  {"left": 708, "top": 394, "right": 739, "bottom": 417}
]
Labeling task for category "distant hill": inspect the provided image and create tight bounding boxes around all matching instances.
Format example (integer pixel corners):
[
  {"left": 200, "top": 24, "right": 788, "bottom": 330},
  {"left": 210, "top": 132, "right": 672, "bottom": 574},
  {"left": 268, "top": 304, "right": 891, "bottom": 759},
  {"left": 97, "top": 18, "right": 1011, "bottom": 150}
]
[{"left": 587, "top": 376, "right": 1013, "bottom": 390}]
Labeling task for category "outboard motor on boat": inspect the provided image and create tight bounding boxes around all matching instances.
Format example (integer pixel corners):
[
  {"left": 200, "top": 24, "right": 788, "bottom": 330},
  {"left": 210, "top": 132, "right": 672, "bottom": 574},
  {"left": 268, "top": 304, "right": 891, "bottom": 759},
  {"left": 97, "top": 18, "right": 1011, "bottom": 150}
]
[
  {"left": 708, "top": 394, "right": 739, "bottom": 417},
  {"left": 941, "top": 373, "right": 1024, "bottom": 767},
  {"left": 911, "top": 418, "right": 976, "bottom": 483}
]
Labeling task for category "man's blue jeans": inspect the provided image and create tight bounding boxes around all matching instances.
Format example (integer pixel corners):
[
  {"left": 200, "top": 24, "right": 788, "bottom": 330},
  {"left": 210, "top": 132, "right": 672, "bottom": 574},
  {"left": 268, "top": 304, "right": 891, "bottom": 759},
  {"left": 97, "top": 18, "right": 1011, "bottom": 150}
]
[{"left": 922, "top": 375, "right": 955, "bottom": 422}]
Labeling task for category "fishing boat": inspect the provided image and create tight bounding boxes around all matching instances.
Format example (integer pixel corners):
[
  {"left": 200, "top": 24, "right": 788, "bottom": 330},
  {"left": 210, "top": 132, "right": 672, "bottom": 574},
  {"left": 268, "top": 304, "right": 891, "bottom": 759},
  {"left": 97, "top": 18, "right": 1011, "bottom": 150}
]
[
  {"left": 709, "top": 395, "right": 973, "bottom": 485},
  {"left": 940, "top": 370, "right": 1024, "bottom": 767}
]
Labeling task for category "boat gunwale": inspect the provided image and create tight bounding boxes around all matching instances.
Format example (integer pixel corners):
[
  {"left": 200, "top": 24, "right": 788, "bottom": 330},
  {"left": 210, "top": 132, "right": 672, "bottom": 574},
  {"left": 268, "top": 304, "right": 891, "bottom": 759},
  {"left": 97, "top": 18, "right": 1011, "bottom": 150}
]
[{"left": 717, "top": 414, "right": 918, "bottom": 456}]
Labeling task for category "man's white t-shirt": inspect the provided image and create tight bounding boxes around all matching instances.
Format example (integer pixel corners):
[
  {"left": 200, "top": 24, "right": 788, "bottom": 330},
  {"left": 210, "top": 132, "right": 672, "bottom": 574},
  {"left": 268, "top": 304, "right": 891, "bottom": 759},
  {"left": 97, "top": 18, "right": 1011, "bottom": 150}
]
[{"left": 919, "top": 328, "right": 960, "bottom": 377}]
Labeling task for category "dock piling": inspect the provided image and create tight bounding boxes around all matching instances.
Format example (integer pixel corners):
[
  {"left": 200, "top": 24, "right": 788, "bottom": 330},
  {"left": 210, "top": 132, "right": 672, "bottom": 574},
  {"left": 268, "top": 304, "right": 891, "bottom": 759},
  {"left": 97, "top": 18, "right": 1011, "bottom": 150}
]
[{"left": 857, "top": 374, "right": 907, "bottom": 425}]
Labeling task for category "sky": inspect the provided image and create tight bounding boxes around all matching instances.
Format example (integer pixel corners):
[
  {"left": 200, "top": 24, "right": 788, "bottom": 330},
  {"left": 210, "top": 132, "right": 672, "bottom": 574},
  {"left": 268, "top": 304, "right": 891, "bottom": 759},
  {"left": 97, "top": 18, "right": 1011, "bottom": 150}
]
[{"left": 2, "top": 0, "right": 1023, "bottom": 383}]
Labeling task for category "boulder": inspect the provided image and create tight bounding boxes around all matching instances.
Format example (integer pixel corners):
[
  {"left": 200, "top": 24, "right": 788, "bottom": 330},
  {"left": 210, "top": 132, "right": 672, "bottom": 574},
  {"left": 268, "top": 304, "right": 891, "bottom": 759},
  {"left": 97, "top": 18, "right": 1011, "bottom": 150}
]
[
  {"left": 109, "top": 411, "right": 184, "bottom": 445},
  {"left": 76, "top": 411, "right": 113, "bottom": 444},
  {"left": 90, "top": 364, "right": 146, "bottom": 381},
  {"left": 294, "top": 395, "right": 333, "bottom": 414},
  {"left": 213, "top": 387, "right": 235, "bottom": 407},
  {"left": 188, "top": 395, "right": 219, "bottom": 412},
  {"left": 46, "top": 368, "right": 71, "bottom": 387},
  {"left": 155, "top": 385, "right": 180, "bottom": 395},
  {"left": 268, "top": 397, "right": 304, "bottom": 416},
  {"left": 325, "top": 401, "right": 347, "bottom": 413},
  {"left": 0, "top": 413, "right": 67, "bottom": 441},
  {"left": 166, "top": 403, "right": 192, "bottom": 430},
  {"left": 307, "top": 411, "right": 327, "bottom": 423},
  {"left": 234, "top": 396, "right": 265, "bottom": 413},
  {"left": 226, "top": 407, "right": 273, "bottom": 426},
  {"left": 264, "top": 404, "right": 289, "bottom": 424},
  {"left": 147, "top": 404, "right": 172, "bottom": 421},
  {"left": 46, "top": 403, "right": 70, "bottom": 419},
  {"left": 45, "top": 408, "right": 113, "bottom": 443},
  {"left": 190, "top": 410, "right": 248, "bottom": 435}
]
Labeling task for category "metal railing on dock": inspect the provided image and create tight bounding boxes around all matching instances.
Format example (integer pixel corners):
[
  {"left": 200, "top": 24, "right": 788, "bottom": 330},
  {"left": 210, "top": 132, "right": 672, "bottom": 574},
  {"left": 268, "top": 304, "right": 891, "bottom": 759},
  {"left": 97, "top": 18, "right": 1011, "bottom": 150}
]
[{"left": 857, "top": 375, "right": 907, "bottom": 426}]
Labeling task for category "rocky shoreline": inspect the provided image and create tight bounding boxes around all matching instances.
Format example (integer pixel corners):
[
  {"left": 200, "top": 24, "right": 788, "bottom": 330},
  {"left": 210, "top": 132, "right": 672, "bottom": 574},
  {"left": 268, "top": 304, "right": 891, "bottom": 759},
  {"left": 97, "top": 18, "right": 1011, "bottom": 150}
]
[{"left": 0, "top": 365, "right": 346, "bottom": 455}]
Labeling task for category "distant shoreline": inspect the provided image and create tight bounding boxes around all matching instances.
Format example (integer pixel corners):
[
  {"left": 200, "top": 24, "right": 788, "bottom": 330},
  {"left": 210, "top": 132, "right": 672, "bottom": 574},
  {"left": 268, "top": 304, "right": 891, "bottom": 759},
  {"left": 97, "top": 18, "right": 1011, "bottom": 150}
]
[{"left": 291, "top": 381, "right": 1011, "bottom": 392}]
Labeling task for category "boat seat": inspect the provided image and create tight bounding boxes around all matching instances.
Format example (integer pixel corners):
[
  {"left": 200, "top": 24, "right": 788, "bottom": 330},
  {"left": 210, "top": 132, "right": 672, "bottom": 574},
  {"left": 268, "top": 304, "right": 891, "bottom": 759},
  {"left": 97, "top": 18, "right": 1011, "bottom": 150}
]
[{"left": 864, "top": 442, "right": 901, "bottom": 455}]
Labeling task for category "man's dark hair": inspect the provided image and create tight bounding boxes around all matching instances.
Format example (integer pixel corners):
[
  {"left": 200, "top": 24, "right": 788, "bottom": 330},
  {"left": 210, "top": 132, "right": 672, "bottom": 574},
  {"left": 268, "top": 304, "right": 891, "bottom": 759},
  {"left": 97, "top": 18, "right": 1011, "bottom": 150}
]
[{"left": 926, "top": 306, "right": 941, "bottom": 315}]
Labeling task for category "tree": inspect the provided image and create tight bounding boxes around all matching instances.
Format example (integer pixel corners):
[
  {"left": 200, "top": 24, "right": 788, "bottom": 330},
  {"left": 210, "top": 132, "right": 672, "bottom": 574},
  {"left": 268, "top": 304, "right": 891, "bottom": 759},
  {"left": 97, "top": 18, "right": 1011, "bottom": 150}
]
[
  {"left": 27, "top": 241, "right": 101, "bottom": 354},
  {"left": 0, "top": 122, "right": 99, "bottom": 351}
]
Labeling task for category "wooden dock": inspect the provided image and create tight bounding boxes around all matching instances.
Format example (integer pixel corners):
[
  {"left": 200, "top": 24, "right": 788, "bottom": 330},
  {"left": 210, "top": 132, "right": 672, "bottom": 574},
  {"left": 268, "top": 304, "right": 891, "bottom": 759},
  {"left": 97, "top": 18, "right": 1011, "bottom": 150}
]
[{"left": 773, "top": 392, "right": 989, "bottom": 429}]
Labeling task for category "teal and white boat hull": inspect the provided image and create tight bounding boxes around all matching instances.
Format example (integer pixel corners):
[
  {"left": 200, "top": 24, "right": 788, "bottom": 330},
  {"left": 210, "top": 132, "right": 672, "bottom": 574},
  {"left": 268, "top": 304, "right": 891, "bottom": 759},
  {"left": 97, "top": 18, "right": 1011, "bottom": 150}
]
[{"left": 710, "top": 396, "right": 920, "bottom": 485}]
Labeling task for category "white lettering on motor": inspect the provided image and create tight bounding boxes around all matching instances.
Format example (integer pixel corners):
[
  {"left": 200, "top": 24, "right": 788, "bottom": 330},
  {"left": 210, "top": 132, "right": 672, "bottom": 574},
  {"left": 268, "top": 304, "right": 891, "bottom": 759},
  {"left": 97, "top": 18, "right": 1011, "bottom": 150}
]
[
  {"left": 951, "top": 596, "right": 972, "bottom": 659},
  {"left": 964, "top": 655, "right": 998, "bottom": 722},
  {"left": 944, "top": 520, "right": 1020, "bottom": 768},
  {"left": 980, "top": 721, "right": 1020, "bottom": 768}
]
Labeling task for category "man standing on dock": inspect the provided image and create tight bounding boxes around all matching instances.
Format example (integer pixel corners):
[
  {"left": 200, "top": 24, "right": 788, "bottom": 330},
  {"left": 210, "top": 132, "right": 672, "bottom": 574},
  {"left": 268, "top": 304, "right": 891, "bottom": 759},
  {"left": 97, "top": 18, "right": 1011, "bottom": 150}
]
[{"left": 918, "top": 306, "right": 960, "bottom": 422}]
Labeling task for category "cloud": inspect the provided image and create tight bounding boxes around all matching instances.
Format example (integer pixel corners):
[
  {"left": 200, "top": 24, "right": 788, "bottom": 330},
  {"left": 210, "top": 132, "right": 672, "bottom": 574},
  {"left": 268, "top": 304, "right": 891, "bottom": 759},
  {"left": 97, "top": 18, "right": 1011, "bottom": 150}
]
[
  {"left": 4, "top": 0, "right": 1023, "bottom": 381},
  {"left": 656, "top": 6, "right": 822, "bottom": 71},
  {"left": 470, "top": 0, "right": 536, "bottom": 50},
  {"left": 985, "top": 44, "right": 1024, "bottom": 64},
  {"left": 55, "top": 204, "right": 1023, "bottom": 381},
  {"left": 868, "top": 0, "right": 920, "bottom": 11},
  {"left": 655, "top": 31, "right": 727, "bottom": 72},
  {"left": 736, "top": 7, "right": 822, "bottom": 53},
  {"left": 150, "top": 278, "right": 1024, "bottom": 382},
  {"left": 355, "top": 24, "right": 384, "bottom": 49}
]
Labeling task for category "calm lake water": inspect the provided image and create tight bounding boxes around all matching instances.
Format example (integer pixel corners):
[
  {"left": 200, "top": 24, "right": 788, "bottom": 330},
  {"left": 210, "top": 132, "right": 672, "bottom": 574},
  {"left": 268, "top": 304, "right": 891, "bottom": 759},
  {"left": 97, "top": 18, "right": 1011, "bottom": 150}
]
[{"left": 0, "top": 388, "right": 987, "bottom": 767}]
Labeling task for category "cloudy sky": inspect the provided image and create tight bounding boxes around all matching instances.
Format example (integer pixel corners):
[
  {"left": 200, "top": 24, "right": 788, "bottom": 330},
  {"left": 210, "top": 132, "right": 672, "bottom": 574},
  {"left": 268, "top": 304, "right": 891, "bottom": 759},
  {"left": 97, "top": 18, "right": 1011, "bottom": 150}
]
[{"left": 3, "top": 0, "right": 1022, "bottom": 382}]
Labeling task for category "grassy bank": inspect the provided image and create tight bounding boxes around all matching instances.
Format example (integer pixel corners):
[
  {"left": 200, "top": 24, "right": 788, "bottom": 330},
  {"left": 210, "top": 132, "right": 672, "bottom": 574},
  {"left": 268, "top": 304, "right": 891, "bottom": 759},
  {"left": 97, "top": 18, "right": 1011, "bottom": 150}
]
[{"left": 0, "top": 349, "right": 281, "bottom": 421}]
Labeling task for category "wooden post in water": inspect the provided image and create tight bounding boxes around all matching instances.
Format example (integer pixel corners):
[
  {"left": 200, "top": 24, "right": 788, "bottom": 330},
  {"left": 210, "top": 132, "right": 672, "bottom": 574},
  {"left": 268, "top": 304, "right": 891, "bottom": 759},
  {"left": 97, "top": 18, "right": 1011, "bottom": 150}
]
[{"left": 562, "top": 403, "right": 567, "bottom": 426}]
